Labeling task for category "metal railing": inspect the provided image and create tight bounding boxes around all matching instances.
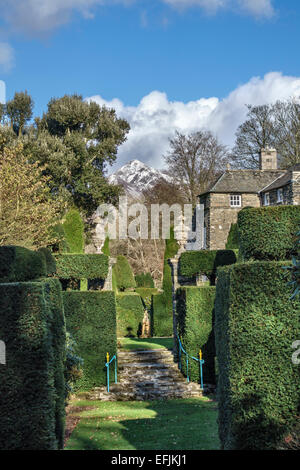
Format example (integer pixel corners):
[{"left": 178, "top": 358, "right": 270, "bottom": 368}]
[
  {"left": 177, "top": 334, "right": 204, "bottom": 390},
  {"left": 105, "top": 352, "right": 117, "bottom": 393}
]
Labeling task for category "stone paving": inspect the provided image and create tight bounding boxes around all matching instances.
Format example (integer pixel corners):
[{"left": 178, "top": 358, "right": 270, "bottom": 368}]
[{"left": 86, "top": 349, "right": 205, "bottom": 401}]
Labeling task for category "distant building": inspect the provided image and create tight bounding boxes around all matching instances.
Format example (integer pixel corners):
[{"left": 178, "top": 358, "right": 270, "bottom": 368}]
[{"left": 199, "top": 149, "right": 300, "bottom": 250}]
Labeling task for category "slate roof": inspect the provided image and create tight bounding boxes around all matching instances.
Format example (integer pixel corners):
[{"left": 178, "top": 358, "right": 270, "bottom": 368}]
[
  {"left": 199, "top": 169, "right": 284, "bottom": 197},
  {"left": 260, "top": 163, "right": 300, "bottom": 193}
]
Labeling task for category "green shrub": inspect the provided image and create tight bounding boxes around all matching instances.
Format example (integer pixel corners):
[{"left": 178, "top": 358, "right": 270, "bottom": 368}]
[
  {"left": 0, "top": 281, "right": 64, "bottom": 450},
  {"left": 101, "top": 236, "right": 110, "bottom": 256},
  {"left": 225, "top": 223, "right": 239, "bottom": 250},
  {"left": 38, "top": 247, "right": 57, "bottom": 276},
  {"left": 152, "top": 293, "right": 172, "bottom": 337},
  {"left": 176, "top": 286, "right": 216, "bottom": 384},
  {"left": 152, "top": 228, "right": 179, "bottom": 337},
  {"left": 64, "top": 332, "right": 84, "bottom": 399},
  {"left": 179, "top": 249, "right": 237, "bottom": 282},
  {"left": 50, "top": 223, "right": 70, "bottom": 253},
  {"left": 113, "top": 255, "right": 136, "bottom": 291},
  {"left": 135, "top": 272, "right": 155, "bottom": 288},
  {"left": 215, "top": 261, "right": 300, "bottom": 450},
  {"left": 238, "top": 206, "right": 300, "bottom": 261},
  {"left": 63, "top": 291, "right": 117, "bottom": 390},
  {"left": 116, "top": 293, "right": 144, "bottom": 337},
  {"left": 55, "top": 253, "right": 108, "bottom": 280},
  {"left": 41, "top": 278, "right": 66, "bottom": 449},
  {"left": 0, "top": 246, "right": 47, "bottom": 282},
  {"left": 62, "top": 209, "right": 84, "bottom": 253}
]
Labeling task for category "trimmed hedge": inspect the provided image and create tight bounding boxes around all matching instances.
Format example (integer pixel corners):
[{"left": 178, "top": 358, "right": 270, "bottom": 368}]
[
  {"left": 101, "top": 236, "right": 110, "bottom": 256},
  {"left": 179, "top": 249, "right": 237, "bottom": 282},
  {"left": 62, "top": 209, "right": 84, "bottom": 253},
  {"left": 0, "top": 280, "right": 66, "bottom": 450},
  {"left": 215, "top": 261, "right": 300, "bottom": 450},
  {"left": 63, "top": 291, "right": 117, "bottom": 390},
  {"left": 38, "top": 247, "right": 57, "bottom": 276},
  {"left": 152, "top": 228, "right": 179, "bottom": 337},
  {"left": 42, "top": 278, "right": 66, "bottom": 449},
  {"left": 176, "top": 286, "right": 216, "bottom": 384},
  {"left": 55, "top": 253, "right": 109, "bottom": 280},
  {"left": 135, "top": 272, "right": 155, "bottom": 288},
  {"left": 113, "top": 255, "right": 136, "bottom": 291},
  {"left": 0, "top": 246, "right": 47, "bottom": 282},
  {"left": 225, "top": 223, "right": 239, "bottom": 250},
  {"left": 238, "top": 206, "right": 300, "bottom": 261},
  {"left": 116, "top": 293, "right": 144, "bottom": 337}
]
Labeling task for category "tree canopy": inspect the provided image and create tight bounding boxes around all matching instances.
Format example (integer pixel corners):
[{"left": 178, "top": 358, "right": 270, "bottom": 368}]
[{"left": 1, "top": 92, "right": 130, "bottom": 218}]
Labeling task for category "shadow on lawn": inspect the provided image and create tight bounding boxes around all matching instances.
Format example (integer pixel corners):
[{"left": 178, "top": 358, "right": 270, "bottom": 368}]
[{"left": 66, "top": 399, "right": 219, "bottom": 451}]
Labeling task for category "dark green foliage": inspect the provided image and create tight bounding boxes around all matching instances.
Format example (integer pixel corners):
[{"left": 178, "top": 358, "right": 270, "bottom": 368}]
[
  {"left": 64, "top": 333, "right": 84, "bottom": 399},
  {"left": 38, "top": 247, "right": 57, "bottom": 276},
  {"left": 63, "top": 291, "right": 117, "bottom": 390},
  {"left": 152, "top": 228, "right": 179, "bottom": 337},
  {"left": 135, "top": 272, "right": 155, "bottom": 288},
  {"left": 225, "top": 223, "right": 239, "bottom": 250},
  {"left": 152, "top": 293, "right": 173, "bottom": 337},
  {"left": 55, "top": 253, "right": 108, "bottom": 280},
  {"left": 101, "top": 236, "right": 110, "bottom": 256},
  {"left": 215, "top": 261, "right": 300, "bottom": 450},
  {"left": 41, "top": 278, "right": 66, "bottom": 449},
  {"left": 116, "top": 293, "right": 145, "bottom": 337},
  {"left": 179, "top": 250, "right": 237, "bottom": 283},
  {"left": 62, "top": 209, "right": 84, "bottom": 253},
  {"left": 176, "top": 287, "right": 216, "bottom": 384},
  {"left": 0, "top": 281, "right": 65, "bottom": 450},
  {"left": 0, "top": 246, "right": 46, "bottom": 282},
  {"left": 238, "top": 206, "right": 300, "bottom": 261},
  {"left": 50, "top": 223, "right": 70, "bottom": 253},
  {"left": 113, "top": 255, "right": 136, "bottom": 291}
]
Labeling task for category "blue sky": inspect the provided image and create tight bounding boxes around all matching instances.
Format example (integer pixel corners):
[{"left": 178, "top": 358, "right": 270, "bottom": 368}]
[{"left": 1, "top": 0, "right": 300, "bottom": 170}]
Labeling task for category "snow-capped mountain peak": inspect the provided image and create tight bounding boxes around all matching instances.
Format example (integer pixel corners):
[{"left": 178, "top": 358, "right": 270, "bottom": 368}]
[{"left": 108, "top": 159, "right": 172, "bottom": 198}]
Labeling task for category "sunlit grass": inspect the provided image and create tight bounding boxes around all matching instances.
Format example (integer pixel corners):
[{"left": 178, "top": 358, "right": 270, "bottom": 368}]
[
  {"left": 65, "top": 397, "right": 220, "bottom": 450},
  {"left": 118, "top": 337, "right": 173, "bottom": 351}
]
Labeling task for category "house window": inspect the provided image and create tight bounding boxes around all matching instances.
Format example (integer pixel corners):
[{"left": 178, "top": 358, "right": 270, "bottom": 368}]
[
  {"left": 230, "top": 195, "right": 241, "bottom": 207},
  {"left": 264, "top": 192, "right": 270, "bottom": 206},
  {"left": 277, "top": 188, "right": 283, "bottom": 203}
]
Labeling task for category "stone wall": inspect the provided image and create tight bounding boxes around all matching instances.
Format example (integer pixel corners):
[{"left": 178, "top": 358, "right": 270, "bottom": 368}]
[{"left": 201, "top": 192, "right": 260, "bottom": 250}]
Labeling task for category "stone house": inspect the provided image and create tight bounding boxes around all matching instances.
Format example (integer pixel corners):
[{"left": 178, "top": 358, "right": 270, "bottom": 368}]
[{"left": 199, "top": 149, "right": 300, "bottom": 250}]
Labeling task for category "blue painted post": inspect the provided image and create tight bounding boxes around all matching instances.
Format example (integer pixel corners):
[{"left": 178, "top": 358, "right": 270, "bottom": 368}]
[
  {"left": 200, "top": 360, "right": 204, "bottom": 390},
  {"left": 106, "top": 352, "right": 110, "bottom": 393},
  {"left": 114, "top": 357, "right": 117, "bottom": 384},
  {"left": 178, "top": 339, "right": 182, "bottom": 371},
  {"left": 186, "top": 357, "right": 189, "bottom": 383}
]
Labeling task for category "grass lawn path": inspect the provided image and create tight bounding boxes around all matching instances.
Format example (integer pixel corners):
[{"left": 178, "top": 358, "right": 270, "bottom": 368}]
[{"left": 65, "top": 397, "right": 220, "bottom": 450}]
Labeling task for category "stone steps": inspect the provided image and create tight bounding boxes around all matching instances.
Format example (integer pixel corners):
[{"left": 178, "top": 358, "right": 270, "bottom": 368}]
[{"left": 87, "top": 348, "right": 204, "bottom": 401}]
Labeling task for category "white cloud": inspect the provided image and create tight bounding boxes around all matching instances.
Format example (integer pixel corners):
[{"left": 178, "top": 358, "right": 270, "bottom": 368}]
[
  {"left": 0, "top": 0, "right": 132, "bottom": 35},
  {"left": 163, "top": 0, "right": 275, "bottom": 18},
  {"left": 86, "top": 72, "right": 300, "bottom": 172},
  {"left": 0, "top": 42, "right": 15, "bottom": 72},
  {"left": 0, "top": 0, "right": 275, "bottom": 36}
]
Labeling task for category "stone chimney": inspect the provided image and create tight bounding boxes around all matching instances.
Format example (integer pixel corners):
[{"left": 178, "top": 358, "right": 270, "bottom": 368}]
[{"left": 259, "top": 148, "right": 277, "bottom": 170}]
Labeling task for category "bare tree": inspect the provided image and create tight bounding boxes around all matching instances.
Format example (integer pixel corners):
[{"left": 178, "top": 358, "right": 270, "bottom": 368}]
[
  {"left": 273, "top": 99, "right": 300, "bottom": 168},
  {"left": 230, "top": 100, "right": 300, "bottom": 169},
  {"left": 164, "top": 130, "right": 228, "bottom": 206},
  {"left": 230, "top": 104, "right": 276, "bottom": 169}
]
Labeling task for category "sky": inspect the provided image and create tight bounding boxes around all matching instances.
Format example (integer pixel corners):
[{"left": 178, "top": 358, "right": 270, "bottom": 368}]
[{"left": 1, "top": 0, "right": 300, "bottom": 172}]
